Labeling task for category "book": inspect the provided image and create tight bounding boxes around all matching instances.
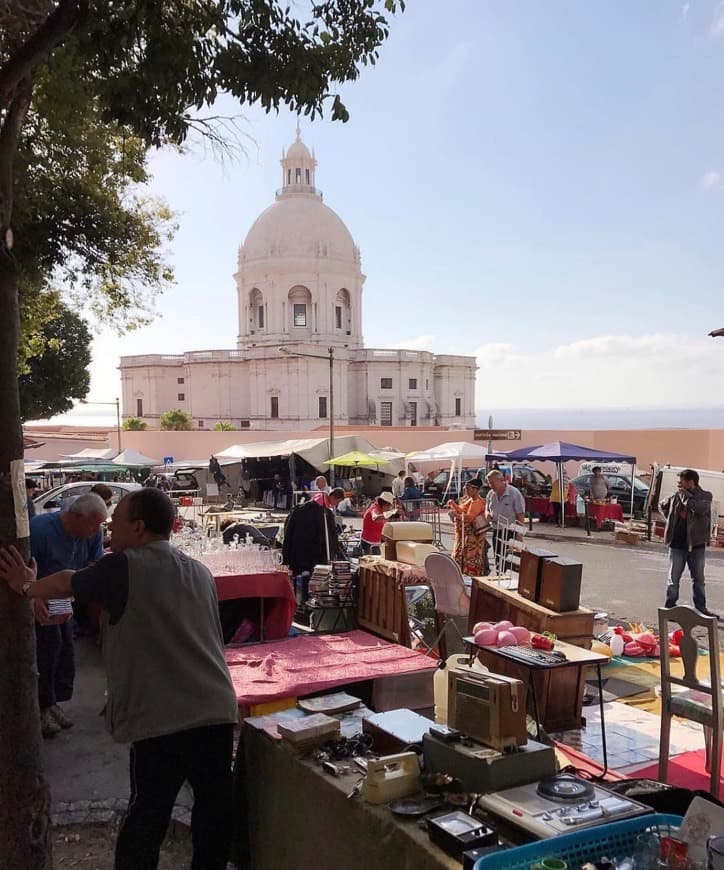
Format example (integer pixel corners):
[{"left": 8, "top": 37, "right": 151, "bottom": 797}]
[
  {"left": 277, "top": 713, "right": 340, "bottom": 746},
  {"left": 297, "top": 692, "right": 361, "bottom": 715}
]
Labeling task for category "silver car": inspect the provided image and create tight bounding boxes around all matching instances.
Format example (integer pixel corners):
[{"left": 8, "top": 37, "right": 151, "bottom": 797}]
[{"left": 34, "top": 481, "right": 141, "bottom": 514}]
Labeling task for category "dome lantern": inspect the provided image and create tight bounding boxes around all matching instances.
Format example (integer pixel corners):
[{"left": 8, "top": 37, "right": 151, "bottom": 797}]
[{"left": 279, "top": 124, "right": 319, "bottom": 199}]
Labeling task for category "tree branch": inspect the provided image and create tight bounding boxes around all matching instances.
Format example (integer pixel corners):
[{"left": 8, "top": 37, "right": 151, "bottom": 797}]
[
  {"left": 0, "top": 0, "right": 88, "bottom": 106},
  {"left": 0, "top": 75, "right": 32, "bottom": 238}
]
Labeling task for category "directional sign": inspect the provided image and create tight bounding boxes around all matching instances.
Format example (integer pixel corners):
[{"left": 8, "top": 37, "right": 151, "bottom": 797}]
[
  {"left": 163, "top": 456, "right": 174, "bottom": 466},
  {"left": 473, "top": 429, "right": 522, "bottom": 441}
]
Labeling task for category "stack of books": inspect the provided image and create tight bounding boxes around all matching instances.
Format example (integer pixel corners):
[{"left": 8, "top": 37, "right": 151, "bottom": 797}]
[
  {"left": 277, "top": 713, "right": 341, "bottom": 752},
  {"left": 329, "top": 561, "right": 354, "bottom": 604}
]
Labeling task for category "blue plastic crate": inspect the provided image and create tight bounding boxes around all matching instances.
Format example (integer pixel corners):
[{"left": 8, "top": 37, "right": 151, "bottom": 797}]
[{"left": 474, "top": 814, "right": 683, "bottom": 869}]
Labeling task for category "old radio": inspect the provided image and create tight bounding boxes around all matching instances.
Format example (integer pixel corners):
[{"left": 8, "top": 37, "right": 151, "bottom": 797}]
[
  {"left": 518, "top": 548, "right": 557, "bottom": 602},
  {"left": 447, "top": 668, "right": 527, "bottom": 751},
  {"left": 539, "top": 557, "right": 583, "bottom": 613}
]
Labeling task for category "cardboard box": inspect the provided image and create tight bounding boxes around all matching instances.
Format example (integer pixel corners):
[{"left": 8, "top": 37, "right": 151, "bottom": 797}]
[{"left": 615, "top": 530, "right": 640, "bottom": 545}]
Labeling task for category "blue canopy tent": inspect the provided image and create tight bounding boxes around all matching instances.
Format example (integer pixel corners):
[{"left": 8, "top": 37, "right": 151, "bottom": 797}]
[{"left": 487, "top": 441, "right": 637, "bottom": 527}]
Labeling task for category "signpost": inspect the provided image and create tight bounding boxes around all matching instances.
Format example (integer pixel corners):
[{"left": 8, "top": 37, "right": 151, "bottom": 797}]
[
  {"left": 474, "top": 429, "right": 522, "bottom": 441},
  {"left": 163, "top": 456, "right": 174, "bottom": 466}
]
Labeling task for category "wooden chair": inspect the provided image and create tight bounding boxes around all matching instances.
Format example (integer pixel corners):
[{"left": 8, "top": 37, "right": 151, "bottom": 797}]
[
  {"left": 424, "top": 553, "right": 471, "bottom": 658},
  {"left": 658, "top": 605, "right": 722, "bottom": 798}
]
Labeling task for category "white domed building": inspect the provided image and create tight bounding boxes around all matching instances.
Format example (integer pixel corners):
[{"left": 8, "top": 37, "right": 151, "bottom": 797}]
[{"left": 120, "top": 131, "right": 477, "bottom": 430}]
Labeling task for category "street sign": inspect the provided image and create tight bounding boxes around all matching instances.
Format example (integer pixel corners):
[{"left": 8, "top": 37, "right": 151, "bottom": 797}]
[
  {"left": 163, "top": 456, "right": 174, "bottom": 466},
  {"left": 473, "top": 429, "right": 522, "bottom": 441}
]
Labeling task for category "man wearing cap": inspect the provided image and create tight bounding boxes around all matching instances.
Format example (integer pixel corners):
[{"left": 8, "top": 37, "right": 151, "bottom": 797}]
[{"left": 361, "top": 491, "right": 399, "bottom": 555}]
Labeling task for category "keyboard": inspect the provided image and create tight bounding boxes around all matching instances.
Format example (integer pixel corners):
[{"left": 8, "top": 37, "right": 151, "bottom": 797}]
[{"left": 490, "top": 644, "right": 568, "bottom": 667}]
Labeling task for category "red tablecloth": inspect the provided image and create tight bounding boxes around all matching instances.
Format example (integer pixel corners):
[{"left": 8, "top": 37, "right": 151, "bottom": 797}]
[
  {"left": 525, "top": 496, "right": 554, "bottom": 519},
  {"left": 214, "top": 570, "right": 296, "bottom": 641},
  {"left": 586, "top": 502, "right": 624, "bottom": 529}
]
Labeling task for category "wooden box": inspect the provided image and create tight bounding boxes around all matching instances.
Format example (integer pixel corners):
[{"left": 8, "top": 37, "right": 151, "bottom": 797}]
[{"left": 539, "top": 557, "right": 583, "bottom": 613}]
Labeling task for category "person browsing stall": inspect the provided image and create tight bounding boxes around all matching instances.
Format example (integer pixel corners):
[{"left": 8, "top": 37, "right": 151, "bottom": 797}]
[
  {"left": 32, "top": 493, "right": 107, "bottom": 738},
  {"left": 283, "top": 487, "right": 346, "bottom": 574},
  {"left": 448, "top": 477, "right": 489, "bottom": 576},
  {"left": 0, "top": 488, "right": 239, "bottom": 870},
  {"left": 310, "top": 474, "right": 332, "bottom": 506},
  {"left": 391, "top": 470, "right": 406, "bottom": 501},
  {"left": 485, "top": 470, "right": 526, "bottom": 572},
  {"left": 590, "top": 467, "right": 609, "bottom": 502},
  {"left": 361, "top": 491, "right": 399, "bottom": 555}
]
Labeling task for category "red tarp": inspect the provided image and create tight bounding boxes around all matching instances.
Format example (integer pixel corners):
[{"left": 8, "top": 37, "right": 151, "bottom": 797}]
[{"left": 214, "top": 571, "right": 296, "bottom": 641}]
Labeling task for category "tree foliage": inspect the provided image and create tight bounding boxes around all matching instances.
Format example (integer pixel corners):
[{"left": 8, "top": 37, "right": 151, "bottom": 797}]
[
  {"left": 160, "top": 408, "right": 193, "bottom": 431},
  {"left": 122, "top": 416, "right": 148, "bottom": 431},
  {"left": 213, "top": 421, "right": 236, "bottom": 430},
  {"left": 17, "top": 297, "right": 91, "bottom": 421}
]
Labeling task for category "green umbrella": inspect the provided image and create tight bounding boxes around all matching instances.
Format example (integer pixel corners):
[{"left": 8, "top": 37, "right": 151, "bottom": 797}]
[{"left": 324, "top": 450, "right": 390, "bottom": 468}]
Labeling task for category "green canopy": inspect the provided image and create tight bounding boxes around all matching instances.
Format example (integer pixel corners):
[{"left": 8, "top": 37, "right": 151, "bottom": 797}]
[{"left": 323, "top": 450, "right": 390, "bottom": 468}]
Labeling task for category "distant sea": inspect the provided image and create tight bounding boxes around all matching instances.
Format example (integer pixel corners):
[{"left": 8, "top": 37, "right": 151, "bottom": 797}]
[{"left": 477, "top": 408, "right": 724, "bottom": 431}]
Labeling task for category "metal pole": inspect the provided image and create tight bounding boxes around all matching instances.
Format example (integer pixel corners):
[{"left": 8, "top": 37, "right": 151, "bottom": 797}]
[
  {"left": 115, "top": 397, "right": 122, "bottom": 452},
  {"left": 328, "top": 347, "right": 334, "bottom": 486}
]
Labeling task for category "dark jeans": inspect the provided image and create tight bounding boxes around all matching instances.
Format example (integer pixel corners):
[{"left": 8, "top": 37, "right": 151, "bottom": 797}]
[
  {"left": 115, "top": 723, "right": 234, "bottom": 870},
  {"left": 666, "top": 546, "right": 707, "bottom": 611},
  {"left": 361, "top": 541, "right": 381, "bottom": 555},
  {"left": 36, "top": 619, "right": 75, "bottom": 710}
]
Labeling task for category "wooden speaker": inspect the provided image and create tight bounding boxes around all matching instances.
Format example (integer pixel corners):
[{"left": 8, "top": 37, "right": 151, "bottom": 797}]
[
  {"left": 539, "top": 557, "right": 583, "bottom": 613},
  {"left": 518, "top": 548, "right": 557, "bottom": 602}
]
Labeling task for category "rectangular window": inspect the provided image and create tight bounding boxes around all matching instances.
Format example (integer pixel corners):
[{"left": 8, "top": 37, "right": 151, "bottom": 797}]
[
  {"left": 258, "top": 306, "right": 264, "bottom": 328},
  {"left": 240, "top": 420, "right": 251, "bottom": 429},
  {"left": 198, "top": 420, "right": 204, "bottom": 429},
  {"left": 426, "top": 379, "right": 429, "bottom": 390},
  {"left": 380, "top": 401, "right": 393, "bottom": 427},
  {"left": 136, "top": 398, "right": 143, "bottom": 417},
  {"left": 177, "top": 377, "right": 185, "bottom": 385},
  {"left": 335, "top": 306, "right": 342, "bottom": 329},
  {"left": 305, "top": 168, "right": 310, "bottom": 184},
  {"left": 319, "top": 396, "right": 328, "bottom": 418},
  {"left": 409, "top": 402, "right": 417, "bottom": 427},
  {"left": 408, "top": 378, "right": 417, "bottom": 390},
  {"left": 270, "top": 396, "right": 279, "bottom": 418},
  {"left": 380, "top": 377, "right": 392, "bottom": 389},
  {"left": 295, "top": 168, "right": 302, "bottom": 183},
  {"left": 178, "top": 393, "right": 185, "bottom": 401},
  {"left": 287, "top": 169, "right": 291, "bottom": 184},
  {"left": 293, "top": 303, "right": 307, "bottom": 327},
  {"left": 455, "top": 398, "right": 462, "bottom": 416}
]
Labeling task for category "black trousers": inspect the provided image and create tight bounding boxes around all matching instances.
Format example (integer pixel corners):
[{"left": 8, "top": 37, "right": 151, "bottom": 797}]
[
  {"left": 36, "top": 619, "right": 75, "bottom": 710},
  {"left": 115, "top": 723, "right": 234, "bottom": 870}
]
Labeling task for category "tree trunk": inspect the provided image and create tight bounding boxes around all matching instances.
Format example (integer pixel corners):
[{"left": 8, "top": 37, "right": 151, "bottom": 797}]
[{"left": 0, "top": 69, "right": 53, "bottom": 867}]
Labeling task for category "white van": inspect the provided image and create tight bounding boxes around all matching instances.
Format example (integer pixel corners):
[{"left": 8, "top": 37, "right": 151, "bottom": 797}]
[{"left": 645, "top": 465, "right": 724, "bottom": 525}]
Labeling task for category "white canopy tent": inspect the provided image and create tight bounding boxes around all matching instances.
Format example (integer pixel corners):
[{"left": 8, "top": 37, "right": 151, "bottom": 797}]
[
  {"left": 112, "top": 448, "right": 161, "bottom": 467},
  {"left": 406, "top": 441, "right": 488, "bottom": 501},
  {"left": 60, "top": 448, "right": 117, "bottom": 460}
]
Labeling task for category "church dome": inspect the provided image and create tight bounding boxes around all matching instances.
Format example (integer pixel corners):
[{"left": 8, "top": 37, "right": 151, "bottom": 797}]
[{"left": 241, "top": 196, "right": 357, "bottom": 262}]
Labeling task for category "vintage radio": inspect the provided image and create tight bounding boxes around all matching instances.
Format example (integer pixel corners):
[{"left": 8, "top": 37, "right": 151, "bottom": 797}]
[
  {"left": 381, "top": 521, "right": 433, "bottom": 561},
  {"left": 517, "top": 548, "right": 557, "bottom": 602},
  {"left": 539, "top": 557, "right": 583, "bottom": 613},
  {"left": 447, "top": 668, "right": 527, "bottom": 751}
]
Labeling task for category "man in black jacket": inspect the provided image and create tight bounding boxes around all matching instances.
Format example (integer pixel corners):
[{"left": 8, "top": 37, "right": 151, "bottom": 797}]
[
  {"left": 282, "top": 487, "right": 346, "bottom": 575},
  {"left": 661, "top": 469, "right": 718, "bottom": 617}
]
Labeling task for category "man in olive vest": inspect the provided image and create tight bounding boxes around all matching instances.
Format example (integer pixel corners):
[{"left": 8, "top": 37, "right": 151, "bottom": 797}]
[{"left": 0, "top": 488, "right": 239, "bottom": 870}]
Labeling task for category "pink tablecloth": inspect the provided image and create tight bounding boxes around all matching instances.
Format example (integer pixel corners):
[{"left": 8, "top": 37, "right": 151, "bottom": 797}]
[
  {"left": 587, "top": 502, "right": 624, "bottom": 529},
  {"left": 214, "top": 570, "right": 296, "bottom": 641},
  {"left": 225, "top": 629, "right": 437, "bottom": 706}
]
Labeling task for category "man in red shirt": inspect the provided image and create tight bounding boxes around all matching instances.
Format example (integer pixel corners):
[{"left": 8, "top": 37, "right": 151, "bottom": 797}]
[{"left": 361, "top": 492, "right": 399, "bottom": 555}]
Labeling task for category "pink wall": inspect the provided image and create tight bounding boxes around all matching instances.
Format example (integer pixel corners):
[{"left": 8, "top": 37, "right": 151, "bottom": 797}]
[{"left": 25, "top": 426, "right": 724, "bottom": 472}]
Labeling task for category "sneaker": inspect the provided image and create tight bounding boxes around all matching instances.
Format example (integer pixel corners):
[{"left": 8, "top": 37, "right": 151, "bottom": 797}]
[
  {"left": 40, "top": 709, "right": 61, "bottom": 739},
  {"left": 49, "top": 704, "right": 74, "bottom": 729}
]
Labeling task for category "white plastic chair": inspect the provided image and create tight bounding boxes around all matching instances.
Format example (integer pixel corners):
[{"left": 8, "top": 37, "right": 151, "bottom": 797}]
[
  {"left": 659, "top": 605, "right": 723, "bottom": 799},
  {"left": 424, "top": 552, "right": 472, "bottom": 658}
]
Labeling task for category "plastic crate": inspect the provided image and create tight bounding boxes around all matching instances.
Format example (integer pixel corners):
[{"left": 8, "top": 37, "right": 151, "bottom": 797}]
[{"left": 474, "top": 814, "right": 683, "bottom": 869}]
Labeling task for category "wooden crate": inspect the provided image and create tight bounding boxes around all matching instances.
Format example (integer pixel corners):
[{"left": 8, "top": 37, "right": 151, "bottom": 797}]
[{"left": 357, "top": 558, "right": 428, "bottom": 647}]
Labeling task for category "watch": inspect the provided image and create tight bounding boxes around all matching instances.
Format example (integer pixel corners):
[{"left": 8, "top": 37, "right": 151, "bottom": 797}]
[{"left": 21, "top": 581, "right": 33, "bottom": 597}]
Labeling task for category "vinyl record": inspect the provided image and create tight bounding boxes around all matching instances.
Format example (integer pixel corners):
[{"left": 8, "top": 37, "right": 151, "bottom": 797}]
[
  {"left": 388, "top": 797, "right": 442, "bottom": 817},
  {"left": 536, "top": 774, "right": 595, "bottom": 802}
]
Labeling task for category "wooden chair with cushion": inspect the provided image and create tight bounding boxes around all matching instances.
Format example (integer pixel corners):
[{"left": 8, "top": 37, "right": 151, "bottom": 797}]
[
  {"left": 658, "top": 605, "right": 722, "bottom": 799},
  {"left": 424, "top": 552, "right": 471, "bottom": 658}
]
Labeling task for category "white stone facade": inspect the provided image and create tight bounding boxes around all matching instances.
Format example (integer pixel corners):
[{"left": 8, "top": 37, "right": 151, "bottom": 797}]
[{"left": 120, "top": 132, "right": 477, "bottom": 430}]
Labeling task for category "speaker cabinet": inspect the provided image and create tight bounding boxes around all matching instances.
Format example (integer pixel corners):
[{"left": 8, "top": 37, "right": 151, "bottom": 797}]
[
  {"left": 539, "top": 557, "right": 583, "bottom": 613},
  {"left": 518, "top": 548, "right": 557, "bottom": 602}
]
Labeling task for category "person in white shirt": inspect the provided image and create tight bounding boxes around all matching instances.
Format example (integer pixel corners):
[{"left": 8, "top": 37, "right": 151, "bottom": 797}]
[
  {"left": 336, "top": 496, "right": 357, "bottom": 517},
  {"left": 391, "top": 470, "right": 406, "bottom": 500}
]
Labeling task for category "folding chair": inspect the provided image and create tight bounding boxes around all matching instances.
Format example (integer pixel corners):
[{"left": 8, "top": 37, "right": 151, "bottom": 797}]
[{"left": 424, "top": 552, "right": 472, "bottom": 659}]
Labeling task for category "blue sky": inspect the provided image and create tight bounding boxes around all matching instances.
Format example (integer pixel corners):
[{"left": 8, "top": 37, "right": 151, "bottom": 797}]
[{"left": 71, "top": 0, "right": 724, "bottom": 421}]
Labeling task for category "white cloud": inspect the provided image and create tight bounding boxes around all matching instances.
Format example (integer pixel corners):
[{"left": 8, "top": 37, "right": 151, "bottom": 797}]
[
  {"left": 682, "top": 2, "right": 690, "bottom": 19},
  {"left": 392, "top": 334, "right": 436, "bottom": 351},
  {"left": 471, "top": 333, "right": 724, "bottom": 410},
  {"left": 701, "top": 170, "right": 724, "bottom": 191},
  {"left": 711, "top": 3, "right": 724, "bottom": 36}
]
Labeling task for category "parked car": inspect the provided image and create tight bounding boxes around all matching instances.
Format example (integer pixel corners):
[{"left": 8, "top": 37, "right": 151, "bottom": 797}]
[
  {"left": 145, "top": 470, "right": 199, "bottom": 492},
  {"left": 570, "top": 473, "right": 649, "bottom": 513},
  {"left": 423, "top": 464, "right": 548, "bottom": 503},
  {"left": 34, "top": 481, "right": 141, "bottom": 514}
]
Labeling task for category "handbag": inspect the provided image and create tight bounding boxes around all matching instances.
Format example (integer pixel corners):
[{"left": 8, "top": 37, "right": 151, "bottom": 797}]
[{"left": 472, "top": 513, "right": 490, "bottom": 533}]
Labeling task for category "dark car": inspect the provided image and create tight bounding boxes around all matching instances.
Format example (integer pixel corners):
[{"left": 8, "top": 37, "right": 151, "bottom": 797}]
[
  {"left": 424, "top": 464, "right": 547, "bottom": 503},
  {"left": 146, "top": 471, "right": 199, "bottom": 492},
  {"left": 570, "top": 473, "right": 649, "bottom": 513}
]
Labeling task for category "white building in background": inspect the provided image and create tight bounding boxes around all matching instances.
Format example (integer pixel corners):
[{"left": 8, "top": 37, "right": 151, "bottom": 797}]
[{"left": 120, "top": 131, "right": 477, "bottom": 430}]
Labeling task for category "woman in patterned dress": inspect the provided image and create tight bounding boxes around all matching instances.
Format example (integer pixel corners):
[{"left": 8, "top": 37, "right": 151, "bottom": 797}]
[{"left": 447, "top": 478, "right": 489, "bottom": 576}]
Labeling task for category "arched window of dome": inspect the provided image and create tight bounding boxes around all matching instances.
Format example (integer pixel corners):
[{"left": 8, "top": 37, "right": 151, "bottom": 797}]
[
  {"left": 249, "top": 288, "right": 264, "bottom": 332},
  {"left": 335, "top": 288, "right": 351, "bottom": 334},
  {"left": 288, "top": 285, "right": 312, "bottom": 331}
]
